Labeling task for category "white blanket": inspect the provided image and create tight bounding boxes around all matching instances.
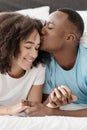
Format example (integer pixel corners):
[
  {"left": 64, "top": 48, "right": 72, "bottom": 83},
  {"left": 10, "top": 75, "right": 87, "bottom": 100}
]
[{"left": 0, "top": 115, "right": 87, "bottom": 130}]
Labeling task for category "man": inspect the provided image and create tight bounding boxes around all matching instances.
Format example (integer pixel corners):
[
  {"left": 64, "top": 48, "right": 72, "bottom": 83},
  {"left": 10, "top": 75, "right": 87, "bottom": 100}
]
[{"left": 25, "top": 8, "right": 87, "bottom": 117}]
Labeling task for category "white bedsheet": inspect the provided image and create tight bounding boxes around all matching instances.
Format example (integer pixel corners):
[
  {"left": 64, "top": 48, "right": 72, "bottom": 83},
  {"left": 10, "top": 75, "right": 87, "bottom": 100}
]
[{"left": 0, "top": 115, "right": 87, "bottom": 130}]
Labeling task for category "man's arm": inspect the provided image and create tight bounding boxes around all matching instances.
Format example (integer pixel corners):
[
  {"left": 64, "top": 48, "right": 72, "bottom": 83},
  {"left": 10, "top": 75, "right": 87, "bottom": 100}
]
[
  {"left": 42, "top": 93, "right": 87, "bottom": 117},
  {"left": 24, "top": 101, "right": 87, "bottom": 117},
  {"left": 48, "top": 107, "right": 87, "bottom": 117}
]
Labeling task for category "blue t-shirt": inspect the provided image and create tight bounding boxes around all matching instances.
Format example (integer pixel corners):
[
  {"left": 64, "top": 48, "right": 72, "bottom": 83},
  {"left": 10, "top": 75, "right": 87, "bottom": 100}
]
[{"left": 43, "top": 44, "right": 87, "bottom": 104}]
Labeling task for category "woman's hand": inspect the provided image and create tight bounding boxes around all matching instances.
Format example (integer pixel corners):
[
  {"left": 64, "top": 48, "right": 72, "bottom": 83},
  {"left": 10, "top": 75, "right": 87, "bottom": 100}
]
[
  {"left": 7, "top": 100, "right": 30, "bottom": 115},
  {"left": 46, "top": 85, "right": 77, "bottom": 108}
]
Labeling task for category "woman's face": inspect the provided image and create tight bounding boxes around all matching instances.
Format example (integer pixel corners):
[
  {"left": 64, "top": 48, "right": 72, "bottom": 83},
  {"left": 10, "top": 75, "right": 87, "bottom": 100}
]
[{"left": 14, "top": 30, "right": 40, "bottom": 70}]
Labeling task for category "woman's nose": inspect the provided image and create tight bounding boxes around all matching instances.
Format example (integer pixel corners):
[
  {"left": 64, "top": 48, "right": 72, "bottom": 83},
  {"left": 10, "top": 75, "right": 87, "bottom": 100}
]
[{"left": 31, "top": 49, "right": 38, "bottom": 59}]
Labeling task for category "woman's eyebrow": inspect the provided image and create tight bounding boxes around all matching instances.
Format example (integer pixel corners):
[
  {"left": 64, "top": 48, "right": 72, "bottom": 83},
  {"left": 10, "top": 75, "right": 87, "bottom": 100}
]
[
  {"left": 25, "top": 41, "right": 40, "bottom": 45},
  {"left": 25, "top": 41, "right": 34, "bottom": 44}
]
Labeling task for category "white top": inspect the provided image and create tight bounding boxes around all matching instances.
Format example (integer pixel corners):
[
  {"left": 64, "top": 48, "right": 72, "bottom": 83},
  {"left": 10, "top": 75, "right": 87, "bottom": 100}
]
[{"left": 0, "top": 64, "right": 46, "bottom": 106}]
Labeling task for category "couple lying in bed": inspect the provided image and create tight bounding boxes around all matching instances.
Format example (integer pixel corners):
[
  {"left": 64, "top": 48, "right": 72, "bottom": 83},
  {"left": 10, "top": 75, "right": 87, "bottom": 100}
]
[{"left": 0, "top": 8, "right": 87, "bottom": 117}]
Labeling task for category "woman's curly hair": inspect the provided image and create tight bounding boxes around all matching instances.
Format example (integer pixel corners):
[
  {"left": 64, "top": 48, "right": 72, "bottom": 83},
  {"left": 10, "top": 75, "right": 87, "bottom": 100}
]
[{"left": 0, "top": 12, "right": 50, "bottom": 74}]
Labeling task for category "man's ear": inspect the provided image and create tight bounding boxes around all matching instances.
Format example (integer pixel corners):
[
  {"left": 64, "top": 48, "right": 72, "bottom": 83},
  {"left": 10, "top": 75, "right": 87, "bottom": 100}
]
[{"left": 66, "top": 34, "right": 75, "bottom": 41}]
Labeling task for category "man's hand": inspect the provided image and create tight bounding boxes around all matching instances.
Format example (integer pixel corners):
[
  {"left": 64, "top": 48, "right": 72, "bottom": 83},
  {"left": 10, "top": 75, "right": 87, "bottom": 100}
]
[
  {"left": 46, "top": 85, "right": 77, "bottom": 108},
  {"left": 24, "top": 102, "right": 54, "bottom": 117}
]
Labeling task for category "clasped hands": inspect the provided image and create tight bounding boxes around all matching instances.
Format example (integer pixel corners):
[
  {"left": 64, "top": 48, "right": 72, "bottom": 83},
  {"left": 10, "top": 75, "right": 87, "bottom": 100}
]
[
  {"left": 46, "top": 85, "right": 77, "bottom": 108},
  {"left": 10, "top": 85, "right": 77, "bottom": 116}
]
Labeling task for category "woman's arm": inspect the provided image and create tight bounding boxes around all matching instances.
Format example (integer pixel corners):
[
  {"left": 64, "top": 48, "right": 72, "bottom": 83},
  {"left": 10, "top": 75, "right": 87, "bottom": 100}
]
[
  {"left": 0, "top": 100, "right": 29, "bottom": 115},
  {"left": 27, "top": 85, "right": 43, "bottom": 102}
]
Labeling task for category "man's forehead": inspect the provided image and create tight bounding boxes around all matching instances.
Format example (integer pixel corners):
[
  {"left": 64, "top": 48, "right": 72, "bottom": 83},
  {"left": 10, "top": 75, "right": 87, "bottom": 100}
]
[{"left": 48, "top": 11, "right": 68, "bottom": 22}]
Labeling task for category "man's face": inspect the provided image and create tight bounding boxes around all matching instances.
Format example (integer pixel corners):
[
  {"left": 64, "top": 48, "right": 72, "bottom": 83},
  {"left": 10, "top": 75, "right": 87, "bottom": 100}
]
[{"left": 40, "top": 11, "right": 69, "bottom": 53}]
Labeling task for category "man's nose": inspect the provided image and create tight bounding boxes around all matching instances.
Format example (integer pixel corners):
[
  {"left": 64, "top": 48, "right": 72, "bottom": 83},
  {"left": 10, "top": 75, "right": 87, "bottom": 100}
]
[{"left": 41, "top": 26, "right": 46, "bottom": 35}]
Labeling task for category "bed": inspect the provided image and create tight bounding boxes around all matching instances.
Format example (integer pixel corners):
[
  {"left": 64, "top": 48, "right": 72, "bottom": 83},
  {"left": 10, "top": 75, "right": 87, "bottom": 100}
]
[
  {"left": 0, "top": 115, "right": 87, "bottom": 130},
  {"left": 0, "top": 0, "right": 87, "bottom": 129}
]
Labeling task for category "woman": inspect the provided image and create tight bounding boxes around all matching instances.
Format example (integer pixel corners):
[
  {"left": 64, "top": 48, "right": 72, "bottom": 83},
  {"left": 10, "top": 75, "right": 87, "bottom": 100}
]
[{"left": 0, "top": 12, "right": 49, "bottom": 115}]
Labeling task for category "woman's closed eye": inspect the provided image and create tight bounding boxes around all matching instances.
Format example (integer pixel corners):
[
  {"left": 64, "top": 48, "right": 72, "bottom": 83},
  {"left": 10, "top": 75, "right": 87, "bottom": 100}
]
[
  {"left": 25, "top": 45, "right": 40, "bottom": 51},
  {"left": 25, "top": 46, "right": 31, "bottom": 49},
  {"left": 24, "top": 43, "right": 32, "bottom": 49}
]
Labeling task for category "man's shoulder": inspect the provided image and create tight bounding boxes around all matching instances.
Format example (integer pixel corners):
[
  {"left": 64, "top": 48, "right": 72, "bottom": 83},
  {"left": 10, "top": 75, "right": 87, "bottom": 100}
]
[
  {"left": 78, "top": 44, "right": 87, "bottom": 72},
  {"left": 79, "top": 44, "right": 87, "bottom": 54}
]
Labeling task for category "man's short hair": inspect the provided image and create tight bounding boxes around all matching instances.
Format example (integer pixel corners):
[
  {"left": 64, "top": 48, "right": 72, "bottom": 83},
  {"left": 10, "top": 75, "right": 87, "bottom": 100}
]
[{"left": 58, "top": 8, "right": 84, "bottom": 38}]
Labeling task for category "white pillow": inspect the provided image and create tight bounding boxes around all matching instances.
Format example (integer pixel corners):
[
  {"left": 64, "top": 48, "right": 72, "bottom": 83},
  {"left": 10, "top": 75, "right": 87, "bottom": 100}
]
[
  {"left": 17, "top": 6, "right": 50, "bottom": 22},
  {"left": 77, "top": 11, "right": 87, "bottom": 47},
  {"left": 17, "top": 8, "right": 87, "bottom": 47}
]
